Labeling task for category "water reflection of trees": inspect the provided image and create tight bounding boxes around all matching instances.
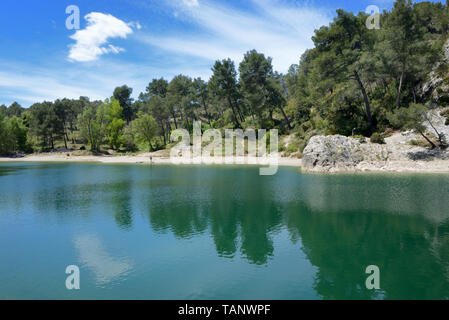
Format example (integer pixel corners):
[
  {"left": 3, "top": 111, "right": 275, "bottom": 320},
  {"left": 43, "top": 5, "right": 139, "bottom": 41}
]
[
  {"left": 143, "top": 170, "right": 449, "bottom": 299},
  {"left": 286, "top": 174, "right": 449, "bottom": 300},
  {"left": 145, "top": 168, "right": 283, "bottom": 265},
  {"left": 111, "top": 180, "right": 134, "bottom": 230}
]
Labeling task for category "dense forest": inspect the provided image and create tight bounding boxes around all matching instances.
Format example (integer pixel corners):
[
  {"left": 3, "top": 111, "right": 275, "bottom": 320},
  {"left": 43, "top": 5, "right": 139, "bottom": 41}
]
[{"left": 1, "top": 0, "right": 449, "bottom": 156}]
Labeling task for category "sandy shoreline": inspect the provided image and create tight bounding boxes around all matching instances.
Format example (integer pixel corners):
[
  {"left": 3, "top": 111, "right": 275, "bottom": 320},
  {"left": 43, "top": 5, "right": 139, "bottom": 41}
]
[
  {"left": 2, "top": 154, "right": 449, "bottom": 175},
  {"left": 2, "top": 153, "right": 449, "bottom": 174},
  {"left": 0, "top": 153, "right": 303, "bottom": 167}
]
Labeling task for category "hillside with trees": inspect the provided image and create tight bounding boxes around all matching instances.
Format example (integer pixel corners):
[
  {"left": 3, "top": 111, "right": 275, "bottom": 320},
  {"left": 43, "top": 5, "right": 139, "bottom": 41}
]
[{"left": 1, "top": 0, "right": 448, "bottom": 156}]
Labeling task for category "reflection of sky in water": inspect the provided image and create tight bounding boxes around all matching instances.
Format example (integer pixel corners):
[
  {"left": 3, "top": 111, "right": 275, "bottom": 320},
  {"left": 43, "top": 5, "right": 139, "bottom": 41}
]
[{"left": 74, "top": 234, "right": 133, "bottom": 286}]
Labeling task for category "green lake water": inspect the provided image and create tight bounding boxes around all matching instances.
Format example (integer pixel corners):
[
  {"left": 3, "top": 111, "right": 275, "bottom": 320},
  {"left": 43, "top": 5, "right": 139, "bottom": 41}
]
[{"left": 0, "top": 162, "right": 449, "bottom": 300}]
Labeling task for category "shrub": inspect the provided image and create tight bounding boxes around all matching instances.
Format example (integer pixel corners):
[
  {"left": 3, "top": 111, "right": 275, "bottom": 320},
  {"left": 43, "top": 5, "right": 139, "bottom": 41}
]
[
  {"left": 441, "top": 109, "right": 449, "bottom": 125},
  {"left": 409, "top": 139, "right": 429, "bottom": 148},
  {"left": 370, "top": 132, "right": 385, "bottom": 144},
  {"left": 438, "top": 95, "right": 449, "bottom": 107}
]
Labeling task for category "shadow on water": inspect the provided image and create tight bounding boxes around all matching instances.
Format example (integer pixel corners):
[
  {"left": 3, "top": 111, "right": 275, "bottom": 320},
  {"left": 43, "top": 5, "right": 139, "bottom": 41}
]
[{"left": 1, "top": 163, "right": 449, "bottom": 299}]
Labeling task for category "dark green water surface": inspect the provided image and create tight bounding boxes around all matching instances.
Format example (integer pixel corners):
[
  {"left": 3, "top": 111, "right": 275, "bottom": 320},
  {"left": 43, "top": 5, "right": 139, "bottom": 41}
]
[{"left": 0, "top": 162, "right": 449, "bottom": 299}]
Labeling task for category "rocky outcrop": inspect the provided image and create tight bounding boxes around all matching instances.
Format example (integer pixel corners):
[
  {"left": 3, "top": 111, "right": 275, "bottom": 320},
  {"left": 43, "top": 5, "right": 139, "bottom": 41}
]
[
  {"left": 421, "top": 38, "right": 449, "bottom": 102},
  {"left": 302, "top": 131, "right": 449, "bottom": 173},
  {"left": 302, "top": 135, "right": 389, "bottom": 172}
]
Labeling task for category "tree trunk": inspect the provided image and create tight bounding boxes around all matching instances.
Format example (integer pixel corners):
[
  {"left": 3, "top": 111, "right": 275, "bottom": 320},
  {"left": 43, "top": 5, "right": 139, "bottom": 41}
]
[
  {"left": 396, "top": 64, "right": 405, "bottom": 109},
  {"left": 354, "top": 70, "right": 374, "bottom": 132},
  {"left": 64, "top": 124, "right": 69, "bottom": 149},
  {"left": 171, "top": 110, "right": 178, "bottom": 129},
  {"left": 160, "top": 121, "right": 166, "bottom": 145},
  {"left": 202, "top": 99, "right": 211, "bottom": 124},
  {"left": 87, "top": 123, "right": 93, "bottom": 152},
  {"left": 63, "top": 134, "right": 68, "bottom": 149},
  {"left": 426, "top": 117, "right": 444, "bottom": 147},
  {"left": 180, "top": 110, "right": 185, "bottom": 128},
  {"left": 237, "top": 107, "right": 245, "bottom": 123},
  {"left": 419, "top": 130, "right": 437, "bottom": 149},
  {"left": 279, "top": 105, "right": 292, "bottom": 129},
  {"left": 412, "top": 87, "right": 417, "bottom": 104},
  {"left": 228, "top": 97, "right": 241, "bottom": 128},
  {"left": 166, "top": 121, "right": 171, "bottom": 143}
]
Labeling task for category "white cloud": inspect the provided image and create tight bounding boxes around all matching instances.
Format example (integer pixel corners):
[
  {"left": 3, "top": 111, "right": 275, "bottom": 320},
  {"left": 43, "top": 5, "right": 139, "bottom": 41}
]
[
  {"left": 0, "top": 58, "right": 212, "bottom": 107},
  {"left": 142, "top": 0, "right": 332, "bottom": 73},
  {"left": 128, "top": 21, "right": 142, "bottom": 30},
  {"left": 0, "top": 0, "right": 333, "bottom": 106},
  {"left": 0, "top": 70, "right": 104, "bottom": 103},
  {"left": 68, "top": 12, "right": 134, "bottom": 62},
  {"left": 182, "top": 0, "right": 199, "bottom": 7}
]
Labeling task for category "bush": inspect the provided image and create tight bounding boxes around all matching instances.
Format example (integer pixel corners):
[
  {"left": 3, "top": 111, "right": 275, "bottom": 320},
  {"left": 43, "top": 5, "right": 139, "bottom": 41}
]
[
  {"left": 438, "top": 95, "right": 449, "bottom": 107},
  {"left": 370, "top": 132, "right": 385, "bottom": 144},
  {"left": 409, "top": 139, "right": 429, "bottom": 148},
  {"left": 0, "top": 115, "right": 32, "bottom": 154},
  {"left": 442, "top": 109, "right": 449, "bottom": 125}
]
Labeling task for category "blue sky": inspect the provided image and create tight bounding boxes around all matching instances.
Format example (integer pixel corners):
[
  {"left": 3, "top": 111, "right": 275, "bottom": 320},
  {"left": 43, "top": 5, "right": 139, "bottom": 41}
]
[{"left": 0, "top": 0, "right": 434, "bottom": 107}]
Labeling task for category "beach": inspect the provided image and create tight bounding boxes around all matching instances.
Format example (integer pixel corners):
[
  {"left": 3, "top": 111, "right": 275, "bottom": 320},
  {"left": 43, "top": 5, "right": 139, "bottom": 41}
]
[{"left": 0, "top": 152, "right": 303, "bottom": 167}]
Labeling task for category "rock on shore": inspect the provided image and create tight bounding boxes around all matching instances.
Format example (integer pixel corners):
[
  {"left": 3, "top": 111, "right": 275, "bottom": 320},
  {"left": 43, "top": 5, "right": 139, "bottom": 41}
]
[
  {"left": 302, "top": 131, "right": 449, "bottom": 173},
  {"left": 302, "top": 135, "right": 385, "bottom": 172}
]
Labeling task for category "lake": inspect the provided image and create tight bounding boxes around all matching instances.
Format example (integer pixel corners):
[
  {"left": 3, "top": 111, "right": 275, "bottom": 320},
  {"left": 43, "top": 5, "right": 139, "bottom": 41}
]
[{"left": 0, "top": 162, "right": 448, "bottom": 300}]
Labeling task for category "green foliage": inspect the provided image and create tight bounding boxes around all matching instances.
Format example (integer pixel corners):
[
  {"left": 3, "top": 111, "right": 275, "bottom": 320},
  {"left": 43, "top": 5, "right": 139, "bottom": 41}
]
[
  {"left": 0, "top": 114, "right": 13, "bottom": 154},
  {"left": 6, "top": 102, "right": 24, "bottom": 118},
  {"left": 78, "top": 106, "right": 103, "bottom": 152},
  {"left": 132, "top": 113, "right": 158, "bottom": 152},
  {"left": 28, "top": 102, "right": 65, "bottom": 150},
  {"left": 113, "top": 85, "right": 134, "bottom": 124},
  {"left": 101, "top": 98, "right": 126, "bottom": 150},
  {"left": 327, "top": 88, "right": 370, "bottom": 136},
  {"left": 284, "top": 0, "right": 448, "bottom": 140},
  {"left": 122, "top": 126, "right": 137, "bottom": 152},
  {"left": 0, "top": 105, "right": 6, "bottom": 117},
  {"left": 7, "top": 117, "right": 30, "bottom": 152},
  {"left": 370, "top": 132, "right": 386, "bottom": 144},
  {"left": 239, "top": 50, "right": 290, "bottom": 128},
  {"left": 387, "top": 104, "right": 437, "bottom": 148},
  {"left": 209, "top": 59, "right": 242, "bottom": 128},
  {"left": 107, "top": 117, "right": 125, "bottom": 150},
  {"left": 387, "top": 104, "right": 427, "bottom": 131},
  {"left": 167, "top": 75, "right": 195, "bottom": 129},
  {"left": 0, "top": 113, "right": 31, "bottom": 154},
  {"left": 146, "top": 78, "right": 168, "bottom": 99}
]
